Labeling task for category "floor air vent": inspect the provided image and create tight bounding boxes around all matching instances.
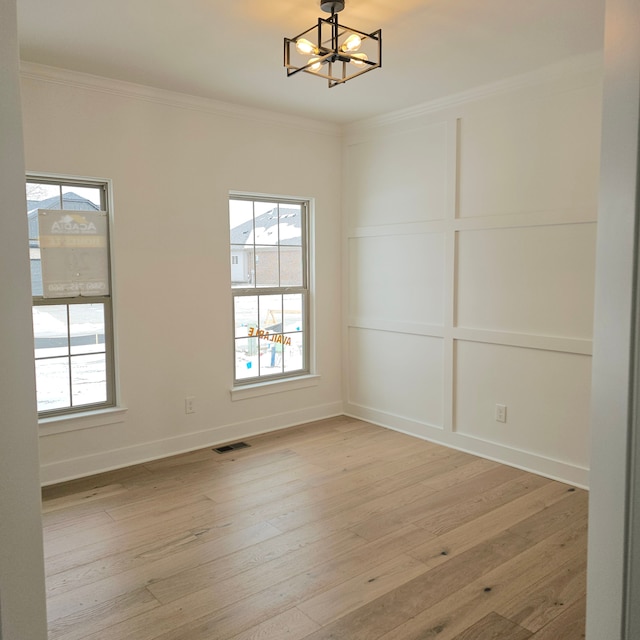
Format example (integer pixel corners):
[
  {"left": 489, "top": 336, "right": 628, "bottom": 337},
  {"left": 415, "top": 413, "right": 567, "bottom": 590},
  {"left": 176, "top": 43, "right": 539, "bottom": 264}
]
[{"left": 213, "top": 441, "right": 251, "bottom": 454}]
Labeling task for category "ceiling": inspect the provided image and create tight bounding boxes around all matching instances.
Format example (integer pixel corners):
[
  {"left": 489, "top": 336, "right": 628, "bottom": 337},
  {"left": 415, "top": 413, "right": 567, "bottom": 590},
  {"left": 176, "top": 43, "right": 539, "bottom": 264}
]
[{"left": 17, "top": 0, "right": 606, "bottom": 125}]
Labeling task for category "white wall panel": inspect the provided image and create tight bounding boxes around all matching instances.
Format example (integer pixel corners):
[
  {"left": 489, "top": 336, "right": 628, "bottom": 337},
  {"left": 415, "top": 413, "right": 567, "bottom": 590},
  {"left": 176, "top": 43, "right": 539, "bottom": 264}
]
[
  {"left": 345, "top": 122, "right": 448, "bottom": 228},
  {"left": 458, "top": 84, "right": 601, "bottom": 218},
  {"left": 455, "top": 340, "right": 591, "bottom": 469},
  {"left": 348, "top": 328, "right": 444, "bottom": 427},
  {"left": 344, "top": 59, "right": 601, "bottom": 484},
  {"left": 457, "top": 223, "right": 597, "bottom": 339},
  {"left": 349, "top": 233, "right": 445, "bottom": 326}
]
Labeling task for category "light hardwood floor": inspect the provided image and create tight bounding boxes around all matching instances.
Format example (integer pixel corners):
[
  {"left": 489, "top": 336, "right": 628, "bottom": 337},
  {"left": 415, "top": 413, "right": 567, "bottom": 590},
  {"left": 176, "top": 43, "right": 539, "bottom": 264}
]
[{"left": 41, "top": 417, "right": 587, "bottom": 640}]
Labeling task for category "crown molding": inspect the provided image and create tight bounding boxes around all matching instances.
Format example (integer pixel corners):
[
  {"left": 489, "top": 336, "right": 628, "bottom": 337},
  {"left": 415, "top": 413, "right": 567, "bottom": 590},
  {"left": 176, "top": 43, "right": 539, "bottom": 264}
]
[
  {"left": 19, "top": 52, "right": 604, "bottom": 140},
  {"left": 19, "top": 61, "right": 341, "bottom": 138},
  {"left": 344, "top": 51, "right": 604, "bottom": 136}
]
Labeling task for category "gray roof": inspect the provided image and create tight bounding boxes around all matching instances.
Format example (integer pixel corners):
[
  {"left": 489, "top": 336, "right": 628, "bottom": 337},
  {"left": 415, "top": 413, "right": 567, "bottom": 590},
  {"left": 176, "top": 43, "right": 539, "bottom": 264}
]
[{"left": 230, "top": 207, "right": 301, "bottom": 247}]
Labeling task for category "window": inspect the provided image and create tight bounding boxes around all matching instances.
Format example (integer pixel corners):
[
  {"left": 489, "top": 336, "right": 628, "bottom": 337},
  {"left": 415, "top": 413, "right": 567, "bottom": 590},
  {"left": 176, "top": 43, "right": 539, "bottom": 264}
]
[
  {"left": 27, "top": 176, "right": 115, "bottom": 416},
  {"left": 230, "top": 196, "right": 309, "bottom": 384}
]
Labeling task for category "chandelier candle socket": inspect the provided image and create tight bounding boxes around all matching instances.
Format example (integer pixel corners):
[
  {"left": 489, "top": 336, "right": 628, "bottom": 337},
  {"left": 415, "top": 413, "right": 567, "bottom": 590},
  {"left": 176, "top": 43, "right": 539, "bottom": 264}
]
[{"left": 284, "top": 0, "right": 382, "bottom": 87}]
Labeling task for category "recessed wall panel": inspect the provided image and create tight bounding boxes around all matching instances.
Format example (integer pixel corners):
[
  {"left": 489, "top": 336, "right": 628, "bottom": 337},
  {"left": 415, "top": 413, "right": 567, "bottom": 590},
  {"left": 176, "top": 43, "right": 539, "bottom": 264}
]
[
  {"left": 349, "top": 233, "right": 445, "bottom": 326},
  {"left": 456, "top": 223, "right": 596, "bottom": 339},
  {"left": 345, "top": 122, "right": 448, "bottom": 227},
  {"left": 458, "top": 84, "right": 601, "bottom": 217},
  {"left": 349, "top": 328, "right": 444, "bottom": 427},
  {"left": 455, "top": 340, "right": 590, "bottom": 468}
]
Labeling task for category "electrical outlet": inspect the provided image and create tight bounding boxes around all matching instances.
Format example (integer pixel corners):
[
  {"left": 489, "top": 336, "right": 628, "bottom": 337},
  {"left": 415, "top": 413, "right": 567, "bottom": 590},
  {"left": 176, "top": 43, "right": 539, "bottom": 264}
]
[
  {"left": 185, "top": 396, "right": 196, "bottom": 414},
  {"left": 495, "top": 404, "right": 507, "bottom": 423}
]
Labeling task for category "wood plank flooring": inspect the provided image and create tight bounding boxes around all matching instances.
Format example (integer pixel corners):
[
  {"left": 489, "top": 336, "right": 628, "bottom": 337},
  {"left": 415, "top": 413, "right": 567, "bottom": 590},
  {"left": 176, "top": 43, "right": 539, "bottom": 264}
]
[{"left": 41, "top": 417, "right": 587, "bottom": 640}]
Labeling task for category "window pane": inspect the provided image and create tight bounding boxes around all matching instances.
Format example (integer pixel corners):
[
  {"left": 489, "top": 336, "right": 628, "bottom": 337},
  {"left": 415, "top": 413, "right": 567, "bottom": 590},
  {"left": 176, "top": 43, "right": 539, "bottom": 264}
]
[
  {"left": 254, "top": 246, "right": 279, "bottom": 287},
  {"left": 260, "top": 295, "right": 283, "bottom": 331},
  {"left": 26, "top": 183, "right": 60, "bottom": 219},
  {"left": 27, "top": 183, "right": 60, "bottom": 296},
  {"left": 30, "top": 243, "right": 43, "bottom": 297},
  {"left": 254, "top": 247, "right": 279, "bottom": 288},
  {"left": 231, "top": 245, "right": 252, "bottom": 287},
  {"left": 283, "top": 331, "right": 304, "bottom": 373},
  {"left": 235, "top": 336, "right": 259, "bottom": 379},
  {"left": 261, "top": 337, "right": 284, "bottom": 376},
  {"left": 235, "top": 296, "right": 258, "bottom": 337},
  {"left": 283, "top": 294, "right": 304, "bottom": 332},
  {"left": 229, "top": 199, "right": 254, "bottom": 243},
  {"left": 279, "top": 205, "right": 302, "bottom": 246},
  {"left": 253, "top": 203, "right": 279, "bottom": 246},
  {"left": 280, "top": 246, "right": 303, "bottom": 287},
  {"left": 71, "top": 353, "right": 107, "bottom": 406},
  {"left": 257, "top": 295, "right": 286, "bottom": 375},
  {"left": 35, "top": 357, "right": 70, "bottom": 411},
  {"left": 69, "top": 303, "right": 105, "bottom": 355},
  {"left": 33, "top": 306, "right": 69, "bottom": 358},
  {"left": 61, "top": 186, "right": 102, "bottom": 210}
]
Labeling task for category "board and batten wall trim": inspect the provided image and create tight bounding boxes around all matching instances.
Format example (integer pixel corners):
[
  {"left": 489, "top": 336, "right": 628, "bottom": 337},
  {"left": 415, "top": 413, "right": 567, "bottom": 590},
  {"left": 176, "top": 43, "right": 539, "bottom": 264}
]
[{"left": 343, "top": 57, "right": 602, "bottom": 488}]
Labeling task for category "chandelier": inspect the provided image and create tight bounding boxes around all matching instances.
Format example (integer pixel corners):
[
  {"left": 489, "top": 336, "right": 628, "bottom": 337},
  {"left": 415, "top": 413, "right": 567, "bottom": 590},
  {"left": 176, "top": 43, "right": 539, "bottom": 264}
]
[{"left": 284, "top": 0, "right": 382, "bottom": 88}]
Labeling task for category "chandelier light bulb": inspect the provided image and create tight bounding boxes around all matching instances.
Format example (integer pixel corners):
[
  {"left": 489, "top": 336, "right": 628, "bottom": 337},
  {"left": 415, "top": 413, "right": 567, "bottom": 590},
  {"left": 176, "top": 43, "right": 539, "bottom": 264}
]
[
  {"left": 341, "top": 33, "right": 362, "bottom": 52},
  {"left": 296, "top": 38, "right": 317, "bottom": 55},
  {"left": 308, "top": 56, "right": 322, "bottom": 72},
  {"left": 350, "top": 52, "right": 368, "bottom": 67}
]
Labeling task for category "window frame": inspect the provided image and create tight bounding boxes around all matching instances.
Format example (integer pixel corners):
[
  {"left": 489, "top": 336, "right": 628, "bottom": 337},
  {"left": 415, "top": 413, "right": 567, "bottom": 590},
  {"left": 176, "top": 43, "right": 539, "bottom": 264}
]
[
  {"left": 27, "top": 173, "right": 117, "bottom": 418},
  {"left": 230, "top": 194, "right": 311, "bottom": 387}
]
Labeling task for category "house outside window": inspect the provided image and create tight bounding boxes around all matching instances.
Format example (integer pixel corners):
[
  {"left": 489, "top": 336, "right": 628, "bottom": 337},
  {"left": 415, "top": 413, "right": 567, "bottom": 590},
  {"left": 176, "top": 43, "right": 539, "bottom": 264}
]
[
  {"left": 230, "top": 195, "right": 310, "bottom": 384},
  {"left": 27, "top": 176, "right": 115, "bottom": 416}
]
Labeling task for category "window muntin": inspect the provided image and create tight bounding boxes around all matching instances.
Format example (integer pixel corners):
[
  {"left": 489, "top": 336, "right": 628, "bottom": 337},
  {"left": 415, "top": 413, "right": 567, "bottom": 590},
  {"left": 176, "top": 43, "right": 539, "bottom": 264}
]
[
  {"left": 230, "top": 196, "right": 309, "bottom": 384},
  {"left": 27, "top": 177, "right": 115, "bottom": 416}
]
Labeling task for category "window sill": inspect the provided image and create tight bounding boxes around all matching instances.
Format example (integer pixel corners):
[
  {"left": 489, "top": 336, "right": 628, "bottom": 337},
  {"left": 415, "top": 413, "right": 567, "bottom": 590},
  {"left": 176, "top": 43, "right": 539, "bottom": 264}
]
[
  {"left": 38, "top": 406, "right": 128, "bottom": 436},
  {"left": 230, "top": 374, "right": 320, "bottom": 401}
]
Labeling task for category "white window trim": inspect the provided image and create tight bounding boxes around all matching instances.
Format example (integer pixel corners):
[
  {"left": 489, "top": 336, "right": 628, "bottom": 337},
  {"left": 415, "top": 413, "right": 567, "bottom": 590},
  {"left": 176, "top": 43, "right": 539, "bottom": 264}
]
[
  {"left": 28, "top": 172, "right": 122, "bottom": 428},
  {"left": 230, "top": 374, "right": 321, "bottom": 401},
  {"left": 38, "top": 406, "right": 128, "bottom": 436}
]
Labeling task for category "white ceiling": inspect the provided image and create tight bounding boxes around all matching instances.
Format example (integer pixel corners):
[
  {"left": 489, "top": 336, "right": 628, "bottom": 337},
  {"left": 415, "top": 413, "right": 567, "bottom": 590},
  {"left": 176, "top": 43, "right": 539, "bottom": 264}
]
[{"left": 17, "top": 0, "right": 606, "bottom": 125}]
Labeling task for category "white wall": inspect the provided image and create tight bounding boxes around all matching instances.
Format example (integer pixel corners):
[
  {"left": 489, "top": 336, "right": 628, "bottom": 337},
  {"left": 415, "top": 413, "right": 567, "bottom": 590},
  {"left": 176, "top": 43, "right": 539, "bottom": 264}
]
[
  {"left": 19, "top": 66, "right": 344, "bottom": 484},
  {"left": 0, "top": 0, "right": 48, "bottom": 637},
  {"left": 343, "top": 56, "right": 603, "bottom": 486}
]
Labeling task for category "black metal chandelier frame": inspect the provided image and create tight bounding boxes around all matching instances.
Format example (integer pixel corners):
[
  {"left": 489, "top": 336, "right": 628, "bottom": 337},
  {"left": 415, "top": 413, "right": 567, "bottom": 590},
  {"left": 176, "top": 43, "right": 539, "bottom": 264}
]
[{"left": 284, "top": 2, "right": 382, "bottom": 88}]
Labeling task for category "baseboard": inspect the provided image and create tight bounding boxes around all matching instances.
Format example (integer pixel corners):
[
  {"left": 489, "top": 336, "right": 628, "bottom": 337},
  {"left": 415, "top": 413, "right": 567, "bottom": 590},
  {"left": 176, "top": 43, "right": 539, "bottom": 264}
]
[
  {"left": 344, "top": 402, "right": 589, "bottom": 489},
  {"left": 40, "top": 401, "right": 344, "bottom": 486},
  {"left": 41, "top": 400, "right": 589, "bottom": 488}
]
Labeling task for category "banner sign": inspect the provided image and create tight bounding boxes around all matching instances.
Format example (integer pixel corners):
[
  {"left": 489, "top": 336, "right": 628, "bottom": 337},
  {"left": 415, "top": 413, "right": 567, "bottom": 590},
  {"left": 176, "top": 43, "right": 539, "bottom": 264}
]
[
  {"left": 38, "top": 209, "right": 109, "bottom": 298},
  {"left": 247, "top": 326, "right": 292, "bottom": 346}
]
